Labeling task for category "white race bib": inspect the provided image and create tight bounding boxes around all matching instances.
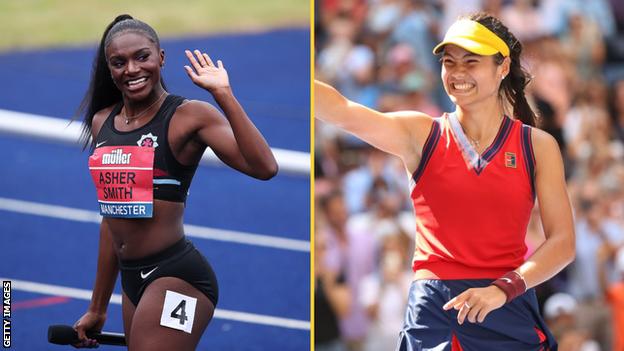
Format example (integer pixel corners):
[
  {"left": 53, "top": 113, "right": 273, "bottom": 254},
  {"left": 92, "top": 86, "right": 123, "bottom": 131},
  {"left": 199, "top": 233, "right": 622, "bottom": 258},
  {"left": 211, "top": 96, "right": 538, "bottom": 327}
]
[{"left": 160, "top": 290, "right": 197, "bottom": 333}]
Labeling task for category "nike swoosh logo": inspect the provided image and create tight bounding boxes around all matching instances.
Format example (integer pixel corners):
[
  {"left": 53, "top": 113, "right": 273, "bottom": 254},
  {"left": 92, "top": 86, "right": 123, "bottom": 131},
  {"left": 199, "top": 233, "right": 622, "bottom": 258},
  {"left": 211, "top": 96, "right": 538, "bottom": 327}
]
[
  {"left": 140, "top": 266, "right": 158, "bottom": 279},
  {"left": 96, "top": 140, "right": 107, "bottom": 148},
  {"left": 501, "top": 278, "right": 512, "bottom": 283}
]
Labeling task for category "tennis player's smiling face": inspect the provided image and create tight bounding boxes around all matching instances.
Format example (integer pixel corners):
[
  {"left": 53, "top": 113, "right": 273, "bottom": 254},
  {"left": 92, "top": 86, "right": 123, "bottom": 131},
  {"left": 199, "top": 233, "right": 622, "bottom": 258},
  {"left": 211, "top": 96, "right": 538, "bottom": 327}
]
[
  {"left": 106, "top": 32, "right": 164, "bottom": 101},
  {"left": 440, "top": 45, "right": 504, "bottom": 108}
]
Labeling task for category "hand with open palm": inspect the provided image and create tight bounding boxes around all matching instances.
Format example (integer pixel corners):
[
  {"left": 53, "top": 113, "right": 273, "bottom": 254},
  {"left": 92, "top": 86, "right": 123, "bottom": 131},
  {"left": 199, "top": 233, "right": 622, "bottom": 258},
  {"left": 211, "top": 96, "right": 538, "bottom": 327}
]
[{"left": 184, "top": 49, "right": 230, "bottom": 93}]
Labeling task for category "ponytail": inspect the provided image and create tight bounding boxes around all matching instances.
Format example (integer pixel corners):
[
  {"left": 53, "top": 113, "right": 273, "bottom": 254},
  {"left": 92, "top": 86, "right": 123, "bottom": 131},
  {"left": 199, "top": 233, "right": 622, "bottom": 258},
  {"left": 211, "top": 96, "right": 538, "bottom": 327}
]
[
  {"left": 467, "top": 13, "right": 537, "bottom": 127},
  {"left": 76, "top": 14, "right": 166, "bottom": 149}
]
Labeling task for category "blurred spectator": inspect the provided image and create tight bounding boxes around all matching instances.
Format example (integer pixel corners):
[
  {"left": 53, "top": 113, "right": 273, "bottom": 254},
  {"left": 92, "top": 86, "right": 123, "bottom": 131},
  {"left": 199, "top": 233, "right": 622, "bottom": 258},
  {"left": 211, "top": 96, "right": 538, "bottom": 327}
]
[
  {"left": 571, "top": 0, "right": 616, "bottom": 38},
  {"left": 319, "top": 191, "right": 377, "bottom": 350},
  {"left": 318, "top": 0, "right": 368, "bottom": 43},
  {"left": 599, "top": 244, "right": 624, "bottom": 351},
  {"left": 390, "top": 0, "right": 440, "bottom": 74},
  {"left": 481, "top": 0, "right": 503, "bottom": 17},
  {"left": 342, "top": 148, "right": 405, "bottom": 214},
  {"left": 543, "top": 293, "right": 601, "bottom": 351},
  {"left": 359, "top": 234, "right": 412, "bottom": 351},
  {"left": 609, "top": 78, "right": 624, "bottom": 143},
  {"left": 611, "top": 0, "right": 624, "bottom": 32},
  {"left": 437, "top": 0, "right": 481, "bottom": 37},
  {"left": 366, "top": 0, "right": 402, "bottom": 36},
  {"left": 539, "top": 0, "right": 615, "bottom": 38},
  {"left": 316, "top": 231, "right": 351, "bottom": 351},
  {"left": 529, "top": 36, "right": 575, "bottom": 151},
  {"left": 559, "top": 12, "right": 606, "bottom": 81},
  {"left": 564, "top": 187, "right": 624, "bottom": 350},
  {"left": 348, "top": 175, "right": 414, "bottom": 250},
  {"left": 500, "top": 0, "right": 546, "bottom": 41}
]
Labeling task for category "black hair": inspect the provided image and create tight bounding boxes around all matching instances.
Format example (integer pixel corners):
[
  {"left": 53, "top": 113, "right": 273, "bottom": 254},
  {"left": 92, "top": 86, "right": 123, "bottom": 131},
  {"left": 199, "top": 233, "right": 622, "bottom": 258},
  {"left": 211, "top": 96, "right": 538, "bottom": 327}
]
[
  {"left": 466, "top": 12, "right": 537, "bottom": 127},
  {"left": 77, "top": 14, "right": 167, "bottom": 149}
]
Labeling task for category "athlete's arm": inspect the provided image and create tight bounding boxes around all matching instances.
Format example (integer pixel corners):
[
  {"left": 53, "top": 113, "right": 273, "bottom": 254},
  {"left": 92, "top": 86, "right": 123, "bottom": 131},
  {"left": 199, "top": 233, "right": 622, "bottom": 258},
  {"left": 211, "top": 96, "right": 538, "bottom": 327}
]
[
  {"left": 516, "top": 128, "right": 575, "bottom": 287},
  {"left": 315, "top": 80, "right": 432, "bottom": 170},
  {"left": 182, "top": 49, "right": 277, "bottom": 180},
  {"left": 73, "top": 219, "right": 119, "bottom": 348}
]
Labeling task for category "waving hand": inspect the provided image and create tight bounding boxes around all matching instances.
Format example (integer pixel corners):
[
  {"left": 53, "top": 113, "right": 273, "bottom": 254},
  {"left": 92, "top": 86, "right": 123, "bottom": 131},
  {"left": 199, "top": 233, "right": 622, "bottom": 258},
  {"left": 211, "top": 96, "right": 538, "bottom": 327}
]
[{"left": 184, "top": 49, "right": 230, "bottom": 92}]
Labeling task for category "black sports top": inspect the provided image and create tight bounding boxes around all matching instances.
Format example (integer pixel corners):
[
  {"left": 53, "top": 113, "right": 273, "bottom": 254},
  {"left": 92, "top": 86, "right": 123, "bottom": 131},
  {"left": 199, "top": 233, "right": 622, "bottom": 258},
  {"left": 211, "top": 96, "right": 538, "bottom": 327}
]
[{"left": 91, "top": 94, "right": 197, "bottom": 203}]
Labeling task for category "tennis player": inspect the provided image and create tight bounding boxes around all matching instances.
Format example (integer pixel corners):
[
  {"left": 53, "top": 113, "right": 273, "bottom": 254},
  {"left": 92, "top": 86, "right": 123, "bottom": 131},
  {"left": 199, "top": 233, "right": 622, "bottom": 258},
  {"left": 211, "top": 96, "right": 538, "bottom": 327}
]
[{"left": 315, "top": 12, "right": 574, "bottom": 350}]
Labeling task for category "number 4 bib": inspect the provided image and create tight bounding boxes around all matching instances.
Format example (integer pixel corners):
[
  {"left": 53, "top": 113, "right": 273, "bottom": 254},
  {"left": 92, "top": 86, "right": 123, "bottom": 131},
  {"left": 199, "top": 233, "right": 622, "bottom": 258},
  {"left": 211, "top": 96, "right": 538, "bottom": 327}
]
[{"left": 160, "top": 290, "right": 197, "bottom": 333}]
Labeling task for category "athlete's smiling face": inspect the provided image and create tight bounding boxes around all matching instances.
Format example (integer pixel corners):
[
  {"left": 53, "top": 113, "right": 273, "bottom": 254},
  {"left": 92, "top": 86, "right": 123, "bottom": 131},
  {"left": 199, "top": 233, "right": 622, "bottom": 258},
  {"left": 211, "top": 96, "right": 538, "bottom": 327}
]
[
  {"left": 440, "top": 44, "right": 509, "bottom": 108},
  {"left": 106, "top": 31, "right": 164, "bottom": 100}
]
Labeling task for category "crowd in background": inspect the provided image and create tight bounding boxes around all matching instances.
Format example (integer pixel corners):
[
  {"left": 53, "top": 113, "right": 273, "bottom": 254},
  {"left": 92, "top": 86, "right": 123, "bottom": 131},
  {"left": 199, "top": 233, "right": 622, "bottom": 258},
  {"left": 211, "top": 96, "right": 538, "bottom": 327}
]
[{"left": 314, "top": 0, "right": 624, "bottom": 350}]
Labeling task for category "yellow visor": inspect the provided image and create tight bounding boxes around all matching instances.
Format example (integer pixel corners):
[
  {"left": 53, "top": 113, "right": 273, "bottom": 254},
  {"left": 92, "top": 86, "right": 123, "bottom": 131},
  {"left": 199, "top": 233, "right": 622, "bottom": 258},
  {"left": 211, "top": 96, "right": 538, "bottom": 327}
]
[{"left": 432, "top": 19, "right": 510, "bottom": 57}]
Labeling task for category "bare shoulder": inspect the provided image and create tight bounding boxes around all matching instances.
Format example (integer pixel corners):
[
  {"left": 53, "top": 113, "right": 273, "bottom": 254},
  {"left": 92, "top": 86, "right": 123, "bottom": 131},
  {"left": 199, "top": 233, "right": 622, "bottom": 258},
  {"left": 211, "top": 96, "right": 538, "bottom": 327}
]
[
  {"left": 383, "top": 110, "right": 438, "bottom": 171},
  {"left": 530, "top": 127, "right": 560, "bottom": 154},
  {"left": 91, "top": 105, "right": 116, "bottom": 139},
  {"left": 174, "top": 99, "right": 221, "bottom": 121},
  {"left": 529, "top": 127, "right": 563, "bottom": 171},
  {"left": 387, "top": 110, "right": 437, "bottom": 142},
  {"left": 385, "top": 109, "right": 434, "bottom": 122}
]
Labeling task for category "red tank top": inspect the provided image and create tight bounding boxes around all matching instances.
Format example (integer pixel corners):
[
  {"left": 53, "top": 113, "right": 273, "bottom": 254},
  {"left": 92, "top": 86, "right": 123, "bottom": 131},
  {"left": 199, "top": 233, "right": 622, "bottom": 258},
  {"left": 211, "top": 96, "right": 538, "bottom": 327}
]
[{"left": 410, "top": 113, "right": 536, "bottom": 279}]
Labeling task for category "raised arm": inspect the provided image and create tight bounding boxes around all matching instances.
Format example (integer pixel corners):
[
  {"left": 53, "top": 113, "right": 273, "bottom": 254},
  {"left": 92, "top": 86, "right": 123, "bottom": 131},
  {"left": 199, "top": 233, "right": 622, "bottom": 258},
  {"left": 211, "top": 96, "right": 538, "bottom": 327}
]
[
  {"left": 73, "top": 219, "right": 119, "bottom": 348},
  {"left": 182, "top": 50, "right": 277, "bottom": 180},
  {"left": 315, "top": 80, "right": 433, "bottom": 170}
]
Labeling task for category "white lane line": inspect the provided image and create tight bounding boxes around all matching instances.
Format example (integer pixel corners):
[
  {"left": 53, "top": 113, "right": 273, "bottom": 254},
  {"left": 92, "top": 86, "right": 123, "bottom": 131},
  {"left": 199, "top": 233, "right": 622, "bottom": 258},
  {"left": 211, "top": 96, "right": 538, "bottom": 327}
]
[
  {"left": 0, "top": 197, "right": 101, "bottom": 223},
  {"left": 184, "top": 225, "right": 309, "bottom": 252},
  {"left": 3, "top": 278, "right": 310, "bottom": 331},
  {"left": 0, "top": 109, "right": 310, "bottom": 176},
  {"left": 0, "top": 197, "right": 309, "bottom": 252}
]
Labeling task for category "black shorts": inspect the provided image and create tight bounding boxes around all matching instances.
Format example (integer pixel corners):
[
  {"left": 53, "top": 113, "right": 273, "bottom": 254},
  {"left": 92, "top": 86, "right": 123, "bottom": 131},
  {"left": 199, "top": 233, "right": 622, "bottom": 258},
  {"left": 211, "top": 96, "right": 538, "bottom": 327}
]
[{"left": 119, "top": 238, "right": 219, "bottom": 307}]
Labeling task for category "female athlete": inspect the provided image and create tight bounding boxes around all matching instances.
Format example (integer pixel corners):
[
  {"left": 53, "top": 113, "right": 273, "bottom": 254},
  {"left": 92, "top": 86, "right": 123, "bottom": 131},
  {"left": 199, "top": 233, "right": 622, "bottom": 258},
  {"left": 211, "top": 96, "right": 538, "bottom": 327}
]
[
  {"left": 315, "top": 12, "right": 574, "bottom": 351},
  {"left": 72, "top": 14, "right": 277, "bottom": 350}
]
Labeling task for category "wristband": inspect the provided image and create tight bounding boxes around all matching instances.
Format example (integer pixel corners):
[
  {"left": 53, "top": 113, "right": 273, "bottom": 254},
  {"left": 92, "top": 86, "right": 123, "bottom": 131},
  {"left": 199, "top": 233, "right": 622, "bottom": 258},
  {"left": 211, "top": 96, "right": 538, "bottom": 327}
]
[{"left": 491, "top": 271, "right": 527, "bottom": 303}]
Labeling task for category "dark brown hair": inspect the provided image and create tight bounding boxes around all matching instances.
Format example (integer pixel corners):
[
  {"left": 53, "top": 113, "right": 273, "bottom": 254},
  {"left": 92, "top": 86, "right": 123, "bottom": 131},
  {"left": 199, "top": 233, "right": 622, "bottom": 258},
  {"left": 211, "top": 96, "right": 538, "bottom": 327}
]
[{"left": 467, "top": 12, "right": 537, "bottom": 127}]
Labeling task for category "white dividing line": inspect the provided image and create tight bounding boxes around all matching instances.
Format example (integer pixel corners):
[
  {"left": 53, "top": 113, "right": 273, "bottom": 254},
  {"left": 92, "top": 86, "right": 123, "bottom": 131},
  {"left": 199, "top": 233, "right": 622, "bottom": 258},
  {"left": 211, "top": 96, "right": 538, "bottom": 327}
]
[
  {"left": 0, "top": 197, "right": 101, "bottom": 224},
  {"left": 0, "top": 197, "right": 309, "bottom": 252},
  {"left": 3, "top": 278, "right": 310, "bottom": 331},
  {"left": 0, "top": 109, "right": 310, "bottom": 176},
  {"left": 184, "top": 225, "right": 309, "bottom": 252}
]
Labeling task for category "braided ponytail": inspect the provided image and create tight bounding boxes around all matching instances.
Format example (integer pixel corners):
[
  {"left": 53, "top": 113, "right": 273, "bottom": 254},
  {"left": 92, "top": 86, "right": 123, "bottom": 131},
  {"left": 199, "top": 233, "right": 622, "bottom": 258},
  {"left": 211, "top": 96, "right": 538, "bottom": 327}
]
[{"left": 467, "top": 13, "right": 537, "bottom": 127}]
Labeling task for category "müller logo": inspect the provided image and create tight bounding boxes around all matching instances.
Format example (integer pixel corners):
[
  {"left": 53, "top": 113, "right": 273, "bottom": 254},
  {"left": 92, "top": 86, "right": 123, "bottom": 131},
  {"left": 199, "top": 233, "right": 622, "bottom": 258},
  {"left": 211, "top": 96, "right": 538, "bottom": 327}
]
[{"left": 102, "top": 149, "right": 132, "bottom": 165}]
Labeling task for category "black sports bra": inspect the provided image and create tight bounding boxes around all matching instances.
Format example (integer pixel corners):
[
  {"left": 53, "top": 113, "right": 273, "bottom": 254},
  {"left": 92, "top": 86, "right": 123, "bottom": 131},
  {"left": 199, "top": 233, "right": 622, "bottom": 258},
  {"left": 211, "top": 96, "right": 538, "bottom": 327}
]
[{"left": 92, "top": 94, "right": 198, "bottom": 203}]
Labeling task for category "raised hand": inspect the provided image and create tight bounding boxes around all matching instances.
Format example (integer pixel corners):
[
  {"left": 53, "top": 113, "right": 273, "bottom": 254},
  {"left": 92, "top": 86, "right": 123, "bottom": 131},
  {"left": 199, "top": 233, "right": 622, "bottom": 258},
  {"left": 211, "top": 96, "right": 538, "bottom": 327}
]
[{"left": 184, "top": 49, "right": 230, "bottom": 92}]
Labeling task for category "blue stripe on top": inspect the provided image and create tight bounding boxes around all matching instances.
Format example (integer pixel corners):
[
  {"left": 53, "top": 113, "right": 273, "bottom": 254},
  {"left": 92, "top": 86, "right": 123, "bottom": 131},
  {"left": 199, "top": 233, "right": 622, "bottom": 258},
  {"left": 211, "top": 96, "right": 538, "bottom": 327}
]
[
  {"left": 520, "top": 125, "right": 536, "bottom": 199},
  {"left": 153, "top": 179, "right": 182, "bottom": 186},
  {"left": 480, "top": 116, "right": 513, "bottom": 162},
  {"left": 411, "top": 118, "right": 441, "bottom": 187}
]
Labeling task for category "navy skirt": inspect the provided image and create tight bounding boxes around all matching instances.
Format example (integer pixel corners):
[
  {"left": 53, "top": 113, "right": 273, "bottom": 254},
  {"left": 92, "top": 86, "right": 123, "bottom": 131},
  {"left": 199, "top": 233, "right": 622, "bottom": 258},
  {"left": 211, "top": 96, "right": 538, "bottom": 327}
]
[{"left": 396, "top": 279, "right": 556, "bottom": 351}]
